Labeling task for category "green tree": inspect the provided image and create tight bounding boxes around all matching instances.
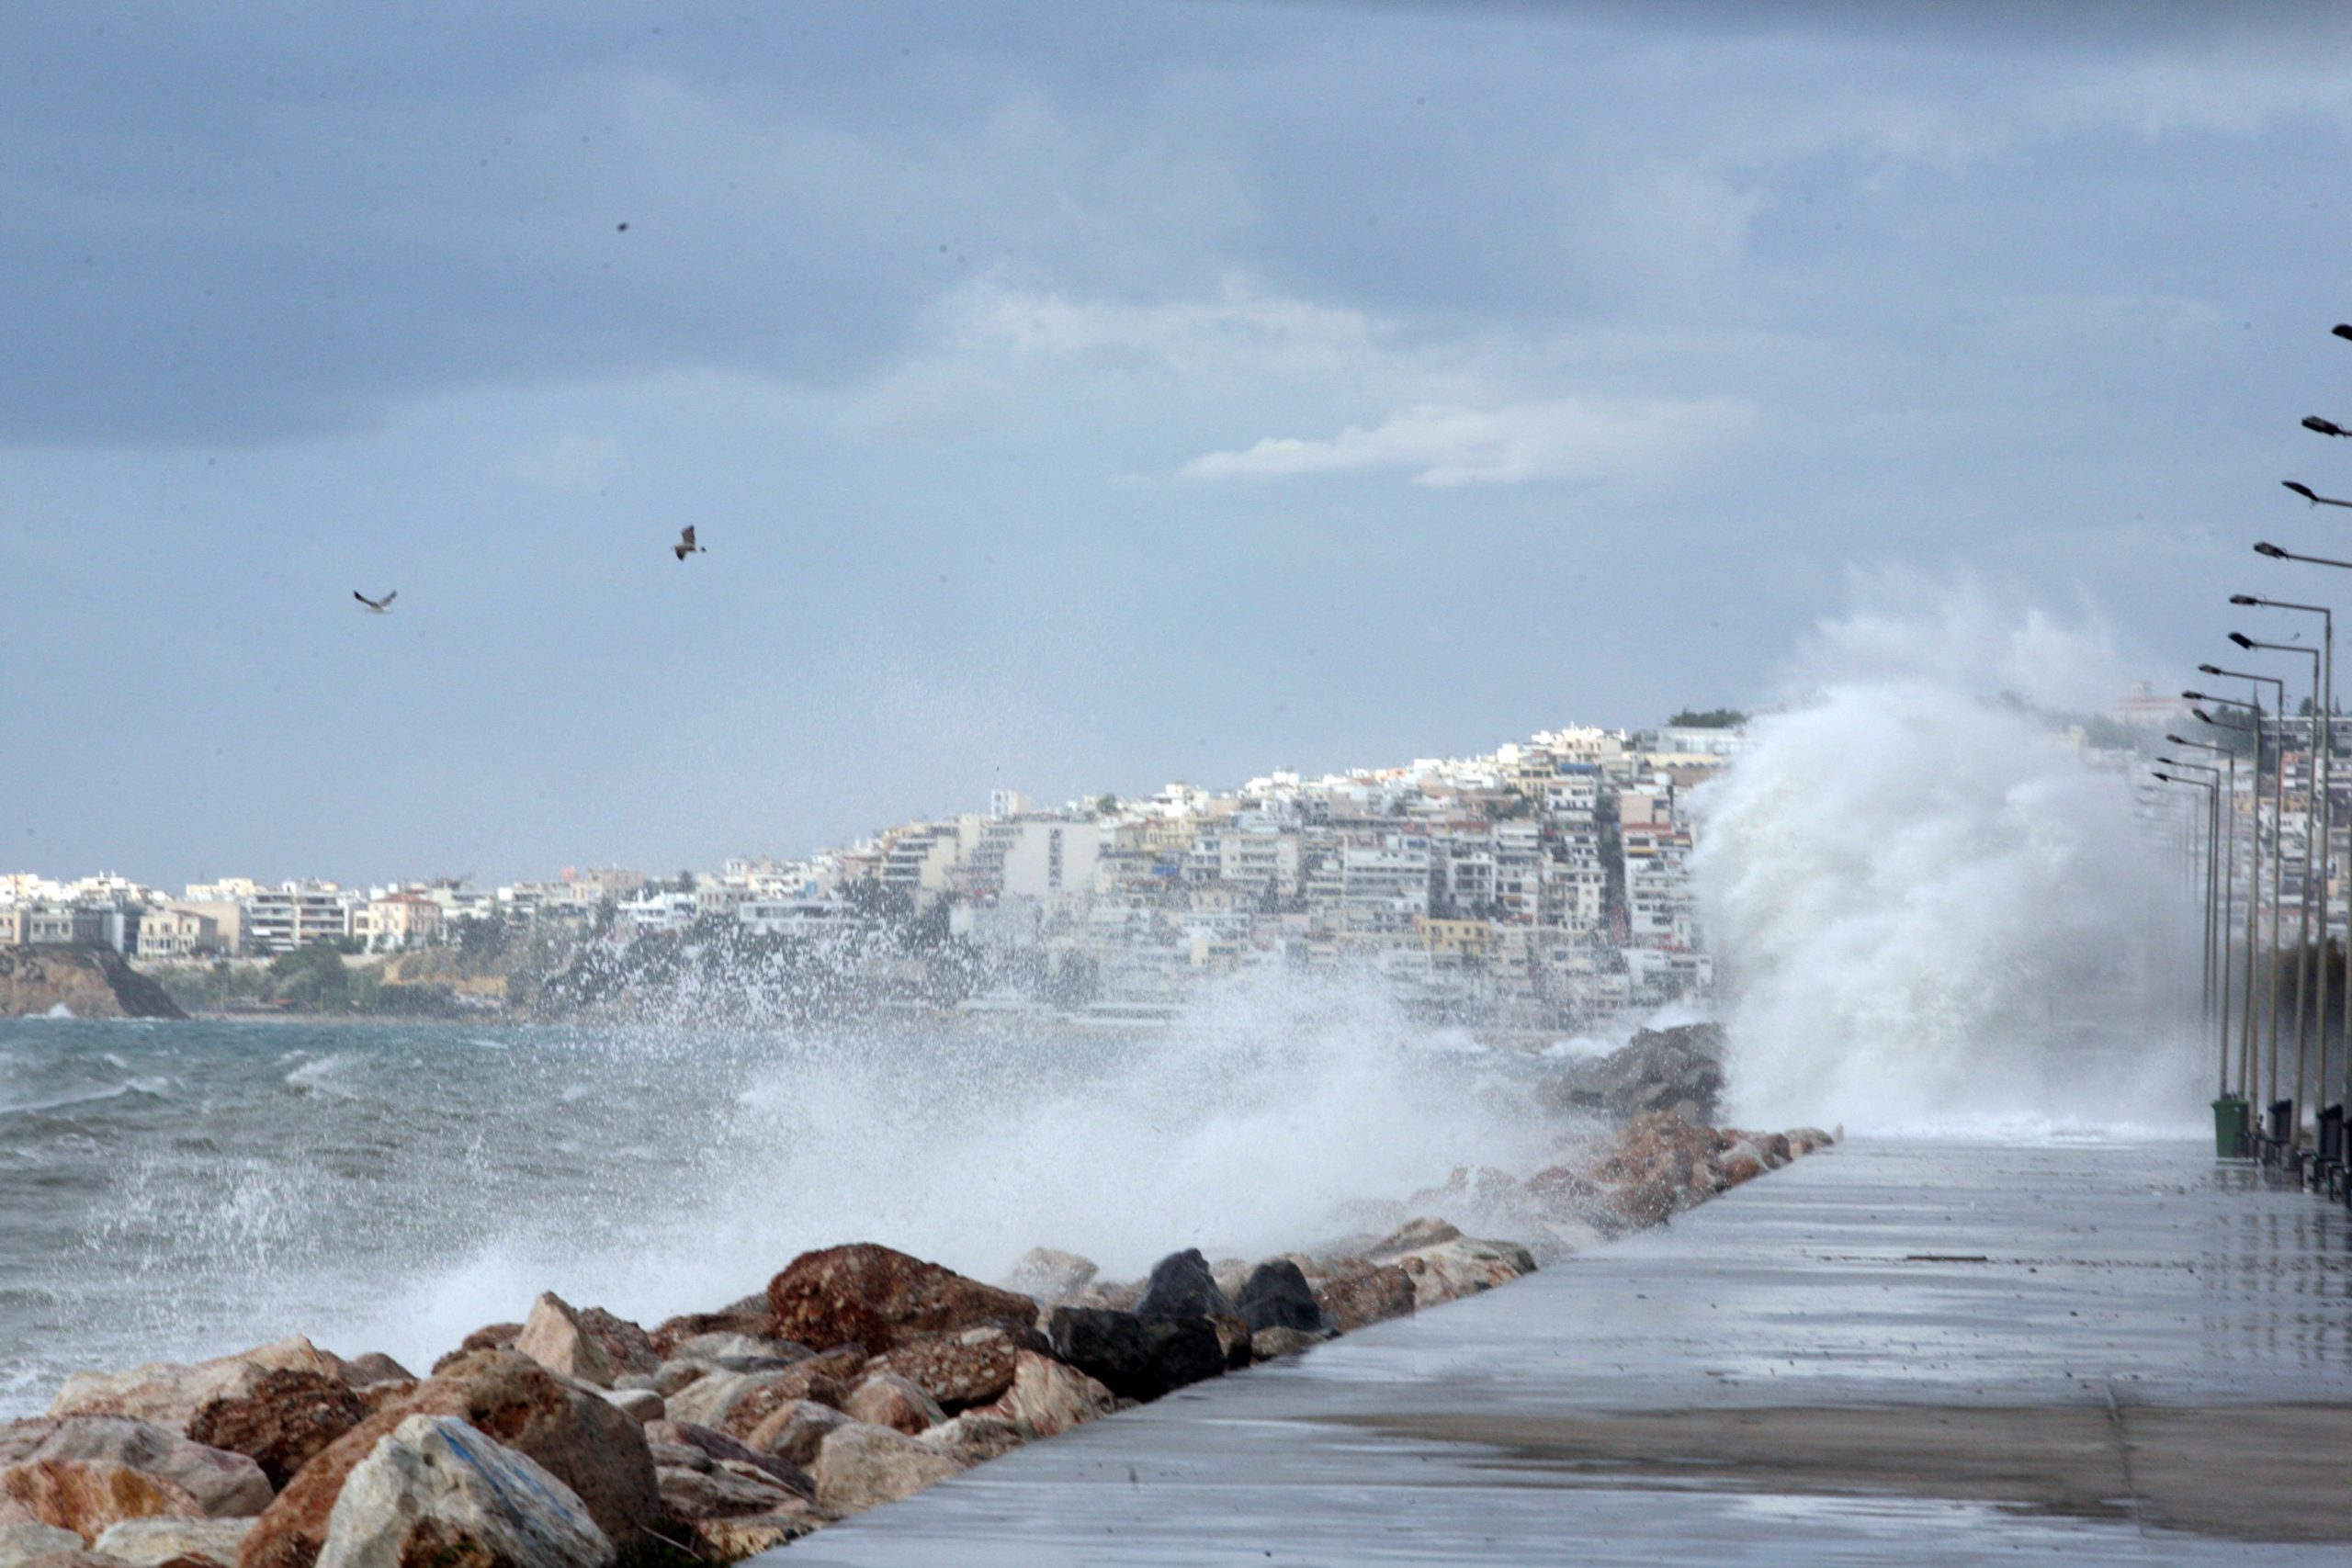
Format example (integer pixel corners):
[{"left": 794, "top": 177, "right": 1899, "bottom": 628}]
[{"left": 1666, "top": 707, "right": 1748, "bottom": 728}]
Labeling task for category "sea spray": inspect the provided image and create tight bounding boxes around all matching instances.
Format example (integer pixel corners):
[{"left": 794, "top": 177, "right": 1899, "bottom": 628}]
[
  {"left": 1693, "top": 584, "right": 2203, "bottom": 1135},
  {"left": 3, "top": 982, "right": 1586, "bottom": 1415}
]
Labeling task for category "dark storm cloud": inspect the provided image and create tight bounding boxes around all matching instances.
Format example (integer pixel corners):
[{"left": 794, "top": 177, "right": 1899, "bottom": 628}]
[{"left": 0, "top": 3, "right": 1274, "bottom": 445}]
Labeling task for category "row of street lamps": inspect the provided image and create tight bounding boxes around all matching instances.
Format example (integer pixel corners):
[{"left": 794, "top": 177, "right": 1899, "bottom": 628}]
[{"left": 2151, "top": 330, "right": 2351, "bottom": 1183}]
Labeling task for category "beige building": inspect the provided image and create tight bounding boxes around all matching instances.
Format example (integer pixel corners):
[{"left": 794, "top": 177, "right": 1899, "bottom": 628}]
[
  {"left": 358, "top": 894, "right": 443, "bottom": 952},
  {"left": 137, "top": 906, "right": 221, "bottom": 959}
]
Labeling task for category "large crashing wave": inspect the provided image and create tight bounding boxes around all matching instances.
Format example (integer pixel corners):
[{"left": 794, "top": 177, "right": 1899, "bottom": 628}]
[{"left": 1692, "top": 581, "right": 2204, "bottom": 1136}]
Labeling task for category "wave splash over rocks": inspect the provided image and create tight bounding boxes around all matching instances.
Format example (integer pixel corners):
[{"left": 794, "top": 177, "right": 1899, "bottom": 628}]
[
  {"left": 4, "top": 992, "right": 1833, "bottom": 1559},
  {"left": 1693, "top": 579, "right": 2203, "bottom": 1137}
]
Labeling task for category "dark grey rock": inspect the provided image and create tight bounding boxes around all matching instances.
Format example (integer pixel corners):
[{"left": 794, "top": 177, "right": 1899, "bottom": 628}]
[
  {"left": 1236, "top": 1260, "right": 1324, "bottom": 1335},
  {"left": 1046, "top": 1306, "right": 1157, "bottom": 1401},
  {"left": 1132, "top": 1248, "right": 1238, "bottom": 1324}
]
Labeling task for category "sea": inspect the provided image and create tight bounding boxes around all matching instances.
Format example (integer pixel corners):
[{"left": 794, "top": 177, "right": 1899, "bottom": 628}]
[{"left": 0, "top": 990, "right": 1572, "bottom": 1418}]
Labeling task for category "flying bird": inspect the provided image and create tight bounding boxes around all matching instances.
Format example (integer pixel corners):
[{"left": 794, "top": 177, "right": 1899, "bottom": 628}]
[
  {"left": 673, "top": 526, "right": 706, "bottom": 561},
  {"left": 354, "top": 590, "right": 396, "bottom": 613}
]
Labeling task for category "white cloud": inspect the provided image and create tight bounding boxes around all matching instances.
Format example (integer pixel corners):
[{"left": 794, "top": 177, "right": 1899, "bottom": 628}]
[{"left": 1179, "top": 396, "right": 1751, "bottom": 488}]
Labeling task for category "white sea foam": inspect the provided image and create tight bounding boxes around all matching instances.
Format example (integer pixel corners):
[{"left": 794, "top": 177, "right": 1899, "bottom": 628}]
[
  {"left": 313, "top": 976, "right": 1576, "bottom": 1375},
  {"left": 282, "top": 1054, "right": 366, "bottom": 1099},
  {"left": 1695, "top": 577, "right": 2201, "bottom": 1137}
]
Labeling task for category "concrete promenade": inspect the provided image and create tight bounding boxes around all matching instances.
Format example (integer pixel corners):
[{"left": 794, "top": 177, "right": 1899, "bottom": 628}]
[{"left": 769, "top": 1139, "right": 2352, "bottom": 1565}]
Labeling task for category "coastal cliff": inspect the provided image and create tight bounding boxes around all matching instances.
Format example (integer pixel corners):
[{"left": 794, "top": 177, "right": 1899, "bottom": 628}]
[{"left": 0, "top": 943, "right": 187, "bottom": 1020}]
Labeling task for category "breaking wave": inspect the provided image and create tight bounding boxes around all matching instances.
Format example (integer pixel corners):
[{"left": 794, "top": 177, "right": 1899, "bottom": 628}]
[{"left": 1694, "top": 580, "right": 2203, "bottom": 1136}]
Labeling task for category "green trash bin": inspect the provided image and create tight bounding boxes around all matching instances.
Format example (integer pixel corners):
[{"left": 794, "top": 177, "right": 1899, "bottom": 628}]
[{"left": 2211, "top": 1095, "right": 2250, "bottom": 1158}]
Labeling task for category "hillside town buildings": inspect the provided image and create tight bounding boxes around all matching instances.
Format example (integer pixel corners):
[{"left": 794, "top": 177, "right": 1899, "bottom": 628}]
[{"left": 1, "top": 720, "right": 1758, "bottom": 1028}]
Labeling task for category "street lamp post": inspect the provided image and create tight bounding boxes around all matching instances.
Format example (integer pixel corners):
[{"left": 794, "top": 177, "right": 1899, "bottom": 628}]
[
  {"left": 2167, "top": 732, "right": 2239, "bottom": 1088},
  {"left": 2229, "top": 628, "right": 2326, "bottom": 1150},
  {"left": 2204, "top": 666, "right": 2290, "bottom": 1131},
  {"left": 2190, "top": 689, "right": 2273, "bottom": 1106}
]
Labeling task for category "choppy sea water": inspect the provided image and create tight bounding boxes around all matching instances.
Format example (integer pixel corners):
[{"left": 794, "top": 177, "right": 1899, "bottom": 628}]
[{"left": 0, "top": 992, "right": 1563, "bottom": 1418}]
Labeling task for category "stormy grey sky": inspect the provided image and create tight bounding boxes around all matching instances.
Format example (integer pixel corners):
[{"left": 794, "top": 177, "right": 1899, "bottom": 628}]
[{"left": 6, "top": 1, "right": 2352, "bottom": 887}]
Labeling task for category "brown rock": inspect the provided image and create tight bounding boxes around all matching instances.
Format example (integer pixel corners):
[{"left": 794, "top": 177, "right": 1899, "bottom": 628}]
[
  {"left": 1204, "top": 1314, "right": 1252, "bottom": 1371},
  {"left": 915, "top": 1414, "right": 1031, "bottom": 1464},
  {"left": 645, "top": 1297, "right": 772, "bottom": 1359},
  {"left": 764, "top": 1245, "right": 1035, "bottom": 1356},
  {"left": 667, "top": 1348, "right": 861, "bottom": 1440},
  {"left": 839, "top": 1376, "right": 942, "bottom": 1438},
  {"left": 0, "top": 1418, "right": 270, "bottom": 1543},
  {"left": 870, "top": 1326, "right": 1036, "bottom": 1410},
  {"left": 807, "top": 1424, "right": 964, "bottom": 1517},
  {"left": 1314, "top": 1266, "right": 1416, "bottom": 1333},
  {"left": 1367, "top": 1219, "right": 1536, "bottom": 1309},
  {"left": 511, "top": 1296, "right": 656, "bottom": 1390},
  {"left": 974, "top": 1352, "right": 1114, "bottom": 1438},
  {"left": 652, "top": 1461, "right": 804, "bottom": 1526},
  {"left": 737, "top": 1404, "right": 848, "bottom": 1472},
  {"left": 429, "top": 1325, "right": 521, "bottom": 1375},
  {"left": 187, "top": 1372, "right": 369, "bottom": 1493},
  {"left": 332, "top": 1358, "right": 410, "bottom": 1393},
  {"left": 684, "top": 1506, "right": 828, "bottom": 1560},
  {"left": 48, "top": 1342, "right": 350, "bottom": 1436},
  {"left": 1247, "top": 1326, "right": 1321, "bottom": 1360},
  {"left": 234, "top": 1350, "right": 657, "bottom": 1568},
  {"left": 638, "top": 1424, "right": 808, "bottom": 1499}
]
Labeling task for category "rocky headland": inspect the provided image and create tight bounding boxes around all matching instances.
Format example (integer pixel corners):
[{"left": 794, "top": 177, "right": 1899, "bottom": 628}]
[
  {"left": 0, "top": 946, "right": 187, "bottom": 1021},
  {"left": 0, "top": 1030, "right": 1828, "bottom": 1568}
]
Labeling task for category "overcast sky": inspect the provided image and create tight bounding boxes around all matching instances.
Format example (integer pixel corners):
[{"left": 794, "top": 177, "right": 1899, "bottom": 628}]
[{"left": 6, "top": 1, "right": 2352, "bottom": 887}]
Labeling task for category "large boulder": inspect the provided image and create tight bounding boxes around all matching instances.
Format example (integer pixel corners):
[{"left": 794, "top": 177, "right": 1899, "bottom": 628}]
[
  {"left": 975, "top": 1353, "right": 1114, "bottom": 1439},
  {"left": 1141, "top": 1320, "right": 1226, "bottom": 1397},
  {"left": 996, "top": 1249, "right": 1098, "bottom": 1306},
  {"left": 639, "top": 1424, "right": 808, "bottom": 1501},
  {"left": 1042, "top": 1309, "right": 1155, "bottom": 1403},
  {"left": 1367, "top": 1219, "right": 1536, "bottom": 1309},
  {"left": 1313, "top": 1265, "right": 1417, "bottom": 1333},
  {"left": 511, "top": 1297, "right": 658, "bottom": 1391},
  {"left": 188, "top": 1371, "right": 370, "bottom": 1491},
  {"left": 1130, "top": 1250, "right": 1235, "bottom": 1323},
  {"left": 764, "top": 1246, "right": 1035, "bottom": 1356},
  {"left": 91, "top": 1517, "right": 254, "bottom": 1567},
  {"left": 664, "top": 1348, "right": 862, "bottom": 1438},
  {"left": 737, "top": 1404, "right": 848, "bottom": 1472},
  {"left": 870, "top": 1326, "right": 1036, "bottom": 1411},
  {"left": 653, "top": 1460, "right": 794, "bottom": 1525},
  {"left": 807, "top": 1425, "right": 964, "bottom": 1517},
  {"left": 49, "top": 1341, "right": 351, "bottom": 1436},
  {"left": 1537, "top": 1022, "right": 1724, "bottom": 1124},
  {"left": 237, "top": 1350, "right": 657, "bottom": 1568},
  {"left": 0, "top": 1417, "right": 270, "bottom": 1543},
  {"left": 1235, "top": 1261, "right": 1322, "bottom": 1335},
  {"left": 838, "top": 1377, "right": 942, "bottom": 1438},
  {"left": 313, "top": 1416, "right": 610, "bottom": 1568}
]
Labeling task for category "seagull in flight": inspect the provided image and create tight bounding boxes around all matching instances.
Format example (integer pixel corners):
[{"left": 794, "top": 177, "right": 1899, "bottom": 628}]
[
  {"left": 673, "top": 526, "right": 706, "bottom": 561},
  {"left": 354, "top": 590, "right": 396, "bottom": 614}
]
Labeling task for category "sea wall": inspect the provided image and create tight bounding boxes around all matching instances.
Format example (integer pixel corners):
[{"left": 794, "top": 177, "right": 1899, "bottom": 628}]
[{"left": 0, "top": 943, "right": 188, "bottom": 1020}]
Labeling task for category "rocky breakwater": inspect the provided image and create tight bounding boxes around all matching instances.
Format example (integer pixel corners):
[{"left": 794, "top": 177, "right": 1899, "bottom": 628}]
[
  {"left": 0, "top": 946, "right": 185, "bottom": 1021},
  {"left": 6, "top": 1096, "right": 1831, "bottom": 1567}
]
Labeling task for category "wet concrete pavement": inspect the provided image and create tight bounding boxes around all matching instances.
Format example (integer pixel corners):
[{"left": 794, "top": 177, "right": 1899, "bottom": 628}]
[{"left": 767, "top": 1140, "right": 2352, "bottom": 1564}]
